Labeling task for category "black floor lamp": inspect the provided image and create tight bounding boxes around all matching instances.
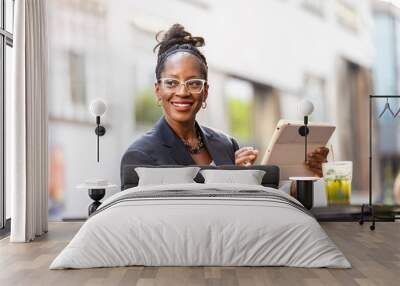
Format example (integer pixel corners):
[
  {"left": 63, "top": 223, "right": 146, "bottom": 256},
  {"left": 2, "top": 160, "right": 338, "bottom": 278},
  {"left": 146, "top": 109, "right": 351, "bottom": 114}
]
[{"left": 359, "top": 95, "right": 400, "bottom": 230}]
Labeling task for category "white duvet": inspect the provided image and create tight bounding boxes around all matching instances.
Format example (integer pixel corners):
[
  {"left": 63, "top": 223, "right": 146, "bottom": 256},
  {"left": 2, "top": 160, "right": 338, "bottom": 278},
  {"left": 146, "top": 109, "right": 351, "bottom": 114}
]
[{"left": 50, "top": 183, "right": 351, "bottom": 269}]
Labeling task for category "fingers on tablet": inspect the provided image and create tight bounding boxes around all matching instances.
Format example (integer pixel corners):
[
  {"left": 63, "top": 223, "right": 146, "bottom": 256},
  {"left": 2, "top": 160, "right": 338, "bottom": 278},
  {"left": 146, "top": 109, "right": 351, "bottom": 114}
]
[
  {"left": 235, "top": 147, "right": 259, "bottom": 166},
  {"left": 315, "top": 146, "right": 329, "bottom": 156},
  {"left": 308, "top": 153, "right": 328, "bottom": 163}
]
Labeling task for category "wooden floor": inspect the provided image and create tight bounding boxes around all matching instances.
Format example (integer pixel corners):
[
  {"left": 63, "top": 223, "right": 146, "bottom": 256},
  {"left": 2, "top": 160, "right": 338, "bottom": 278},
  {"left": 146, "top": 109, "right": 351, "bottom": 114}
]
[{"left": 0, "top": 222, "right": 399, "bottom": 286}]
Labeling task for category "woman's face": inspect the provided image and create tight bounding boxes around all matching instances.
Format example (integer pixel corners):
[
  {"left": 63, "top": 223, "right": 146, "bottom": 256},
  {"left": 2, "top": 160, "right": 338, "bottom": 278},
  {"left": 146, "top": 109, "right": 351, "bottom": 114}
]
[{"left": 155, "top": 52, "right": 208, "bottom": 125}]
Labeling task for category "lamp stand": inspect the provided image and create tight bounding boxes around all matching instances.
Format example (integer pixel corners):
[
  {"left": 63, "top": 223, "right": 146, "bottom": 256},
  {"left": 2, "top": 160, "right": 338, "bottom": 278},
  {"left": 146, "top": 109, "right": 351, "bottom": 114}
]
[
  {"left": 298, "top": 116, "right": 310, "bottom": 162},
  {"left": 94, "top": 115, "right": 106, "bottom": 162}
]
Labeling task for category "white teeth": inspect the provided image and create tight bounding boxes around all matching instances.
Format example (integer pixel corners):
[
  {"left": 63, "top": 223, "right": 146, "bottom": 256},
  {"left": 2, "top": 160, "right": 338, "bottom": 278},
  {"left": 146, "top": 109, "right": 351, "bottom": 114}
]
[{"left": 173, "top": 103, "right": 191, "bottom": 107}]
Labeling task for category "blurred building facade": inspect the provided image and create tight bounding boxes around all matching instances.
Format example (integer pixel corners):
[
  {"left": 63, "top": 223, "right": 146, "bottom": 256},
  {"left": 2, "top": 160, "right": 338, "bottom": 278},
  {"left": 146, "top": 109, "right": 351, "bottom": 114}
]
[{"left": 48, "top": 0, "right": 376, "bottom": 219}]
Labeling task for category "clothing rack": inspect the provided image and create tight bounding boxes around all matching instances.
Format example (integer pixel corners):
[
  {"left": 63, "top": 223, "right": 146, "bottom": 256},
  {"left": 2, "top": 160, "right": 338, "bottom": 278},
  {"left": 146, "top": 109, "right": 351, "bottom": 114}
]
[{"left": 359, "top": 95, "right": 400, "bottom": 230}]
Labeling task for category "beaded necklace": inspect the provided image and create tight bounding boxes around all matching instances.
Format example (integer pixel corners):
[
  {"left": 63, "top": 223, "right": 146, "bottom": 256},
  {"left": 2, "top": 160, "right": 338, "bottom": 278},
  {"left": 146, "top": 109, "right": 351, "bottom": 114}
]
[{"left": 180, "top": 126, "right": 205, "bottom": 154}]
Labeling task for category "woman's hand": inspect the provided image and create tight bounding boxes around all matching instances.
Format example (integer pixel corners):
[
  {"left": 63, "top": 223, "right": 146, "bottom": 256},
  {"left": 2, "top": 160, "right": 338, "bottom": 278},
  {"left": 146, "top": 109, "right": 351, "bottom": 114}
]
[
  {"left": 291, "top": 146, "right": 329, "bottom": 197},
  {"left": 235, "top": 147, "right": 259, "bottom": 166},
  {"left": 304, "top": 146, "right": 329, "bottom": 177}
]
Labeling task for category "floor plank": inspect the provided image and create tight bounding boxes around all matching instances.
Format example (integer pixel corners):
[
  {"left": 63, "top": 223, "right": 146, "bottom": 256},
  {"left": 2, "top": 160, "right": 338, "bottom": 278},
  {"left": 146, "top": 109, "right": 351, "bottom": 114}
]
[{"left": 0, "top": 222, "right": 399, "bottom": 286}]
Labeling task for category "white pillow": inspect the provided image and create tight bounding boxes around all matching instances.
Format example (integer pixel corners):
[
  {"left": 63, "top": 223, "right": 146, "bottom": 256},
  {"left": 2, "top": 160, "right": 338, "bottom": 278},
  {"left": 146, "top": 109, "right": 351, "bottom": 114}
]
[
  {"left": 135, "top": 167, "right": 200, "bottom": 186},
  {"left": 200, "top": 169, "right": 266, "bottom": 185}
]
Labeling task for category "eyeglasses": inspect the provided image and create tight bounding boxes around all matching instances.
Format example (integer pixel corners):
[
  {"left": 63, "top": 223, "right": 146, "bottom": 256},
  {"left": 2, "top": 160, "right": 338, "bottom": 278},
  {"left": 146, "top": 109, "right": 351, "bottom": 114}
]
[{"left": 158, "top": 78, "right": 207, "bottom": 94}]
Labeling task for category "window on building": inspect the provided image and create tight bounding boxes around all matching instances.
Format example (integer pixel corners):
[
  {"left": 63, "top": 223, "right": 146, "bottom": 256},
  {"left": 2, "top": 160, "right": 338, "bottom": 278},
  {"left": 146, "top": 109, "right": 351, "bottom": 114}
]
[
  {"left": 225, "top": 78, "right": 254, "bottom": 144},
  {"left": 336, "top": 0, "right": 359, "bottom": 32},
  {"left": 133, "top": 61, "right": 162, "bottom": 130},
  {"left": 68, "top": 51, "right": 87, "bottom": 107},
  {"left": 134, "top": 86, "right": 163, "bottom": 127},
  {"left": 302, "top": 75, "right": 326, "bottom": 122}
]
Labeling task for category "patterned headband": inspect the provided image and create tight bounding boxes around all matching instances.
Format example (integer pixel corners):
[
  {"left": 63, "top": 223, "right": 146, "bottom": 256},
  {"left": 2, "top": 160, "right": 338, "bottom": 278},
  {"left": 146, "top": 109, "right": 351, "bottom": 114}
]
[{"left": 156, "top": 44, "right": 208, "bottom": 78}]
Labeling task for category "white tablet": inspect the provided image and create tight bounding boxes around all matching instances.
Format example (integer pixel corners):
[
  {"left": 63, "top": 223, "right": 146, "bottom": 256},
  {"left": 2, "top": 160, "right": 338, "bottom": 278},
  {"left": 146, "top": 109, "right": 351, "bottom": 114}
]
[{"left": 261, "top": 119, "right": 336, "bottom": 180}]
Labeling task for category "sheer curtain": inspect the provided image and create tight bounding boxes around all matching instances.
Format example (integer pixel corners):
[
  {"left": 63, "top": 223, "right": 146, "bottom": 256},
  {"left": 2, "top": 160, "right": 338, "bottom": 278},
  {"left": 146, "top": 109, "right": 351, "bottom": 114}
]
[{"left": 8, "top": 0, "right": 48, "bottom": 242}]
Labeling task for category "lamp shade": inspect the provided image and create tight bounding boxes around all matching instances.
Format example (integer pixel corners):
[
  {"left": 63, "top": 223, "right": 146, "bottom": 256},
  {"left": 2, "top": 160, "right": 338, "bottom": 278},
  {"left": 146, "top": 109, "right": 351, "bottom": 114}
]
[
  {"left": 298, "top": 99, "right": 314, "bottom": 116},
  {"left": 89, "top": 99, "right": 107, "bottom": 116}
]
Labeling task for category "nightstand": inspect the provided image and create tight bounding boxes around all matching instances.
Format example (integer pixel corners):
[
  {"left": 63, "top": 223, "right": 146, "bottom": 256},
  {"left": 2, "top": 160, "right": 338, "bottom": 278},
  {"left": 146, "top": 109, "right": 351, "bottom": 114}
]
[
  {"left": 76, "top": 182, "right": 118, "bottom": 215},
  {"left": 289, "top": 177, "right": 319, "bottom": 210}
]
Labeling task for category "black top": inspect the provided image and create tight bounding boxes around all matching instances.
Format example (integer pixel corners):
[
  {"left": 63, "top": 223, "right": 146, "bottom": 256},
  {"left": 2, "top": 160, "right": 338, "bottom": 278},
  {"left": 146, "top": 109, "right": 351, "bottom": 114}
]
[{"left": 120, "top": 116, "right": 240, "bottom": 168}]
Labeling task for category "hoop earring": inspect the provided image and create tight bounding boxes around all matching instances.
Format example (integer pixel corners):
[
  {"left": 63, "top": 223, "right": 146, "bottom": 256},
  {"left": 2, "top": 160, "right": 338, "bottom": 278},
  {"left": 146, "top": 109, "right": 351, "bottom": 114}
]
[
  {"left": 202, "top": 101, "right": 207, "bottom": 109},
  {"left": 156, "top": 97, "right": 163, "bottom": 106}
]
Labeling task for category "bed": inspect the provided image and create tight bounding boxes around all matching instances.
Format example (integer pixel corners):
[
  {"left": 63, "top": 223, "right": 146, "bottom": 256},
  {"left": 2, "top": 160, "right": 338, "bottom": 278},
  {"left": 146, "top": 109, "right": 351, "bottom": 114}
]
[{"left": 49, "top": 165, "right": 350, "bottom": 269}]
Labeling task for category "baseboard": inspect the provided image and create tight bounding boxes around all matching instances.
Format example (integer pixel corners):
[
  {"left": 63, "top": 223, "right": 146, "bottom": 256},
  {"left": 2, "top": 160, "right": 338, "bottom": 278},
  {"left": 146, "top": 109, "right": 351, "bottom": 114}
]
[{"left": 62, "top": 217, "right": 87, "bottom": 222}]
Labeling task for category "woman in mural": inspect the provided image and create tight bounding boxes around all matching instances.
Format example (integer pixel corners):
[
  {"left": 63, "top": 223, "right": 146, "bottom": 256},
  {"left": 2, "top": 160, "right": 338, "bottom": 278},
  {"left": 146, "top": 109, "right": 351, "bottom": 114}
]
[{"left": 121, "top": 24, "right": 328, "bottom": 175}]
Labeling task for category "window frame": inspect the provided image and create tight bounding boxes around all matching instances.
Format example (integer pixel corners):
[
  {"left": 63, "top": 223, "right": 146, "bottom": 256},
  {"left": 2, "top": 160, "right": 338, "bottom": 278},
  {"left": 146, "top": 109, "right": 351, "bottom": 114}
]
[{"left": 0, "top": 0, "right": 14, "bottom": 232}]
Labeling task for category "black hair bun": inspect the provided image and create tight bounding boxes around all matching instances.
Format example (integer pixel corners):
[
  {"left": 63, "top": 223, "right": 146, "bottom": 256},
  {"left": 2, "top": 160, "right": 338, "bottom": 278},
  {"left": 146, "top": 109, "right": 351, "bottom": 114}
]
[{"left": 153, "top": 24, "right": 205, "bottom": 56}]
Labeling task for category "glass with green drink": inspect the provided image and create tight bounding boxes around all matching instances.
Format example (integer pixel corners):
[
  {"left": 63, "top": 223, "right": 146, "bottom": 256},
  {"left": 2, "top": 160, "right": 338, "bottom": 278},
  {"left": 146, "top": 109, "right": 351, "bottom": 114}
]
[{"left": 322, "top": 161, "right": 352, "bottom": 205}]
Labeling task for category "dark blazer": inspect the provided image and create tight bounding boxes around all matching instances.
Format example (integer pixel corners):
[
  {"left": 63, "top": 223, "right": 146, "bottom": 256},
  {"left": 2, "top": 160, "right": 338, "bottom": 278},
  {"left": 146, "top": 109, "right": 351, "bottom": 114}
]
[{"left": 121, "top": 116, "right": 240, "bottom": 168}]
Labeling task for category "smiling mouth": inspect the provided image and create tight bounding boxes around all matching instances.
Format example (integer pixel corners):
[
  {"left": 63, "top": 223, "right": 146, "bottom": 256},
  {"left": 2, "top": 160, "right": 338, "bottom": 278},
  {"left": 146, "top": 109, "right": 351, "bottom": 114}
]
[{"left": 171, "top": 102, "right": 193, "bottom": 107}]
